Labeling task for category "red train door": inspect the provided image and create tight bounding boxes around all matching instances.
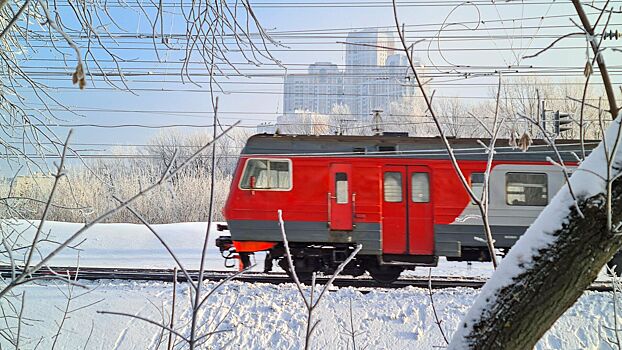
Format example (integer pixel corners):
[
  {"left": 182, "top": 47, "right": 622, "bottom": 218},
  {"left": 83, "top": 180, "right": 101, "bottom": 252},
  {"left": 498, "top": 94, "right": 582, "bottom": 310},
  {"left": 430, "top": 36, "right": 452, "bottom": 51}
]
[
  {"left": 329, "top": 163, "right": 353, "bottom": 230},
  {"left": 381, "top": 165, "right": 434, "bottom": 255},
  {"left": 382, "top": 166, "right": 408, "bottom": 254},
  {"left": 407, "top": 166, "right": 434, "bottom": 255}
]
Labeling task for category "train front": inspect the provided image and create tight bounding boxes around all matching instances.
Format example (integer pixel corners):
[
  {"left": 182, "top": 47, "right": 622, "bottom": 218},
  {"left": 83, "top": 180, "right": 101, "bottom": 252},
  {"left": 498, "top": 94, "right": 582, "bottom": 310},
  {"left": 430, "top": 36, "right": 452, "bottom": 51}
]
[{"left": 216, "top": 139, "right": 293, "bottom": 270}]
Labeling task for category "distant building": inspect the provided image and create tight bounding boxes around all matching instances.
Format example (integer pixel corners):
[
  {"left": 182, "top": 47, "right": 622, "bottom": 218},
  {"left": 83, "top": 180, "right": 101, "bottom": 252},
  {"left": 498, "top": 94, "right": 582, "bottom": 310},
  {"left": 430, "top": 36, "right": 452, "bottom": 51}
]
[
  {"left": 283, "top": 62, "right": 344, "bottom": 116},
  {"left": 281, "top": 29, "right": 420, "bottom": 128},
  {"left": 354, "top": 53, "right": 417, "bottom": 122},
  {"left": 344, "top": 29, "right": 397, "bottom": 119},
  {"left": 345, "top": 29, "right": 395, "bottom": 74}
]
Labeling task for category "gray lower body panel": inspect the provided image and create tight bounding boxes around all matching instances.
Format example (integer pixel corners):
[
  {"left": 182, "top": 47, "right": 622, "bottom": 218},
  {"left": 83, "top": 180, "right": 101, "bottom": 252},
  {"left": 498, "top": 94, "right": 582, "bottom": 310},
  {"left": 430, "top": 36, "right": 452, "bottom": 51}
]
[
  {"left": 435, "top": 224, "right": 528, "bottom": 257},
  {"left": 229, "top": 221, "right": 528, "bottom": 258},
  {"left": 228, "top": 220, "right": 382, "bottom": 255}
]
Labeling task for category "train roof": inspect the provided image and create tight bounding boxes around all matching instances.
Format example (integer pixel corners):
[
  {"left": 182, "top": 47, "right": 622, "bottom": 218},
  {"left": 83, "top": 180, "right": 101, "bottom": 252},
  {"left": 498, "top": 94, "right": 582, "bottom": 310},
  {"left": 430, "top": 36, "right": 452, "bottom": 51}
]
[{"left": 241, "top": 133, "right": 600, "bottom": 162}]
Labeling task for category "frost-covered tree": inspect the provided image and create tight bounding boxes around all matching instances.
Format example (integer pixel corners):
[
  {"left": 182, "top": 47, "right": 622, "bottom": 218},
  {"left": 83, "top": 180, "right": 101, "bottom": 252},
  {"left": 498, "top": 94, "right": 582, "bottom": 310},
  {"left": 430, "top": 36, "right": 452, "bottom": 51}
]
[{"left": 495, "top": 76, "right": 604, "bottom": 140}]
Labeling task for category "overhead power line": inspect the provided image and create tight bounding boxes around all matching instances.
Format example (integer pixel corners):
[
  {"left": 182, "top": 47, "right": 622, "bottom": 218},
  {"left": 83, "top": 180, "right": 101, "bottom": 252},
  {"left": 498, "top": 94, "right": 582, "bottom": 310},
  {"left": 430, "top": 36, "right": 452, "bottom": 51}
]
[
  {"left": 8, "top": 85, "right": 617, "bottom": 97},
  {"left": 17, "top": 43, "right": 622, "bottom": 53},
  {"left": 45, "top": 0, "right": 620, "bottom": 9}
]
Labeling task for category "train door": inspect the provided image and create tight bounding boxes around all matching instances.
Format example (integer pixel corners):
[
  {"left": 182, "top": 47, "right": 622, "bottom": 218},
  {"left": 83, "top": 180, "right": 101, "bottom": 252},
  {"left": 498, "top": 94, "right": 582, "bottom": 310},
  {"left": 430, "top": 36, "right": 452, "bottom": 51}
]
[
  {"left": 382, "top": 166, "right": 408, "bottom": 253},
  {"left": 328, "top": 163, "right": 353, "bottom": 230},
  {"left": 407, "top": 166, "right": 434, "bottom": 255},
  {"left": 381, "top": 165, "right": 434, "bottom": 255}
]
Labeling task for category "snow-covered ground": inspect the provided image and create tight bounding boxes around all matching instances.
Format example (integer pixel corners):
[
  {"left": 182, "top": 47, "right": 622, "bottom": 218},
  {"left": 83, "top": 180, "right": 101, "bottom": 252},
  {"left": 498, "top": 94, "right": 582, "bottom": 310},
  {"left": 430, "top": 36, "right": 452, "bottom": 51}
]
[
  {"left": 0, "top": 220, "right": 618, "bottom": 349},
  {"left": 7, "top": 279, "right": 619, "bottom": 349}
]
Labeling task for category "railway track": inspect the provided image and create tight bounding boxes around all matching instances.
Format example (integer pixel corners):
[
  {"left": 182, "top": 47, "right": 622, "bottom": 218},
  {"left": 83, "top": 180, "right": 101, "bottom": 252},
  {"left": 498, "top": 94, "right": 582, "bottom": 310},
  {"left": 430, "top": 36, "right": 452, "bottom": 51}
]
[{"left": 0, "top": 266, "right": 614, "bottom": 292}]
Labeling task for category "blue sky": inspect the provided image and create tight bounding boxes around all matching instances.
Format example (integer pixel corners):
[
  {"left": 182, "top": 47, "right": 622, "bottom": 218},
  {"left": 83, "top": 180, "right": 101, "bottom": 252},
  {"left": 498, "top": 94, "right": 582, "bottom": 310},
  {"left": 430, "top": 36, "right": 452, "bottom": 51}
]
[{"left": 6, "top": 0, "right": 621, "bottom": 172}]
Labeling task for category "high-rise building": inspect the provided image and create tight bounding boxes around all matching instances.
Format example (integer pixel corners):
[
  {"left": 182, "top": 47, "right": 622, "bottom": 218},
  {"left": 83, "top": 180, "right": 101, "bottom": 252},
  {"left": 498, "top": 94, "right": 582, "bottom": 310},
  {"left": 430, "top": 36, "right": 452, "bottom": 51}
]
[
  {"left": 344, "top": 29, "right": 397, "bottom": 119},
  {"left": 345, "top": 29, "right": 395, "bottom": 74},
  {"left": 283, "top": 62, "right": 344, "bottom": 115},
  {"left": 281, "top": 29, "right": 420, "bottom": 130}
]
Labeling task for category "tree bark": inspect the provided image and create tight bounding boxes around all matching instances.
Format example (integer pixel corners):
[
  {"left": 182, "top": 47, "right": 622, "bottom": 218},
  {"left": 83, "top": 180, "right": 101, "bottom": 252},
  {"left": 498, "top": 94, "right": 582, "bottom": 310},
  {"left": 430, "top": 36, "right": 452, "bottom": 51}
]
[
  {"left": 452, "top": 189, "right": 622, "bottom": 349},
  {"left": 448, "top": 120, "right": 622, "bottom": 348},
  {"left": 449, "top": 2, "right": 621, "bottom": 345}
]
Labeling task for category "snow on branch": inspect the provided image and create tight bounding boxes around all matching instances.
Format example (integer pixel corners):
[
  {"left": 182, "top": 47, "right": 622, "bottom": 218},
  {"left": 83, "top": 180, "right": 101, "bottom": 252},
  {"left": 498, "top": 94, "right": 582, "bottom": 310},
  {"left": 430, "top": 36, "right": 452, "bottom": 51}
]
[{"left": 449, "top": 111, "right": 622, "bottom": 349}]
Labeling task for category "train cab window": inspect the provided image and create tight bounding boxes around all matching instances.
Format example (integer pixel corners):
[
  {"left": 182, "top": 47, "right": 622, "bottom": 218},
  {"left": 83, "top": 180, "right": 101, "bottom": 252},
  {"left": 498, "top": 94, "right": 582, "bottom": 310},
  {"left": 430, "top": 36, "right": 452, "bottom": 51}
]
[
  {"left": 471, "top": 173, "right": 485, "bottom": 203},
  {"left": 335, "top": 173, "right": 349, "bottom": 204},
  {"left": 240, "top": 159, "right": 291, "bottom": 190},
  {"left": 384, "top": 172, "right": 403, "bottom": 202},
  {"left": 506, "top": 172, "right": 548, "bottom": 206},
  {"left": 411, "top": 172, "right": 430, "bottom": 203}
]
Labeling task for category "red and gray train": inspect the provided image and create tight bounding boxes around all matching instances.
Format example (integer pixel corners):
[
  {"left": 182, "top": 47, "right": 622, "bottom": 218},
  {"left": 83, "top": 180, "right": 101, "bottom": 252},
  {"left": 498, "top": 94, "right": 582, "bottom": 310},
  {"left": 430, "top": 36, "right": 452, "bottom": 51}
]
[{"left": 216, "top": 133, "right": 600, "bottom": 283}]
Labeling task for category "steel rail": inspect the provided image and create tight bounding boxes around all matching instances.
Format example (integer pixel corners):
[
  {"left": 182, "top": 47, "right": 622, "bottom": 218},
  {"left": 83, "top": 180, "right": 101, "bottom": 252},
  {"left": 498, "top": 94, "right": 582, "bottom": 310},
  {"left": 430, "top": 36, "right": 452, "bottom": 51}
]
[{"left": 0, "top": 266, "right": 613, "bottom": 292}]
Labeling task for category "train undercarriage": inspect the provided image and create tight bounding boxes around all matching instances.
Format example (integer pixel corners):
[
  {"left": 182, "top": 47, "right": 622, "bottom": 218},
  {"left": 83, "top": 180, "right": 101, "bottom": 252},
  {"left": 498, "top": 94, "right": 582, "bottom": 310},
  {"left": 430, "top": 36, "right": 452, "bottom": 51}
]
[
  {"left": 217, "top": 234, "right": 622, "bottom": 283},
  {"left": 216, "top": 235, "right": 441, "bottom": 284},
  {"left": 216, "top": 224, "right": 622, "bottom": 284}
]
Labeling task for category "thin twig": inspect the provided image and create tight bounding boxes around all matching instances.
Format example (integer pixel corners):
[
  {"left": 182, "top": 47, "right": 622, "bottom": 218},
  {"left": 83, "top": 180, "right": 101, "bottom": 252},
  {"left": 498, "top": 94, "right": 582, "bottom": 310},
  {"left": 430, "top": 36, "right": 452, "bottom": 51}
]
[
  {"left": 23, "top": 130, "right": 72, "bottom": 272},
  {"left": 523, "top": 32, "right": 583, "bottom": 59},
  {"left": 167, "top": 267, "right": 177, "bottom": 350},
  {"left": 15, "top": 292, "right": 25, "bottom": 350},
  {"left": 572, "top": 0, "right": 619, "bottom": 118},
  {"left": 279, "top": 208, "right": 362, "bottom": 349},
  {"left": 277, "top": 209, "right": 308, "bottom": 308},
  {"left": 392, "top": 0, "right": 499, "bottom": 267},
  {"left": 190, "top": 96, "right": 220, "bottom": 350},
  {"left": 113, "top": 197, "right": 196, "bottom": 289},
  {"left": 428, "top": 269, "right": 449, "bottom": 345},
  {"left": 0, "top": 0, "right": 31, "bottom": 41}
]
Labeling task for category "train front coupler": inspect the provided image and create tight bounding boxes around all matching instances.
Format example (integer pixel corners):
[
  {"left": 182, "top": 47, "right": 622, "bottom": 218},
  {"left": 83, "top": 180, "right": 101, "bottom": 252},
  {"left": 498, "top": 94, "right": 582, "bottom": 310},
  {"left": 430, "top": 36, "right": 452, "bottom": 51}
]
[{"left": 215, "top": 228, "right": 252, "bottom": 270}]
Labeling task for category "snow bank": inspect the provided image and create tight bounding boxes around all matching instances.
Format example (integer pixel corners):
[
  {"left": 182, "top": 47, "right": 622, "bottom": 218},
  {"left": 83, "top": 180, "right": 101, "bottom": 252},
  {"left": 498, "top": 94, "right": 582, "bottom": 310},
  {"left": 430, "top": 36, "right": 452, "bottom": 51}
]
[{"left": 0, "top": 220, "right": 235, "bottom": 270}]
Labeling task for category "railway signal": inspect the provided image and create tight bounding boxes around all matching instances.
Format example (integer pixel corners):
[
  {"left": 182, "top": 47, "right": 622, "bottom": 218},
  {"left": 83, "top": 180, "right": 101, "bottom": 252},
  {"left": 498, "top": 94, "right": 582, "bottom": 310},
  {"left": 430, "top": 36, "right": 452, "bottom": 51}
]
[{"left": 553, "top": 110, "right": 573, "bottom": 135}]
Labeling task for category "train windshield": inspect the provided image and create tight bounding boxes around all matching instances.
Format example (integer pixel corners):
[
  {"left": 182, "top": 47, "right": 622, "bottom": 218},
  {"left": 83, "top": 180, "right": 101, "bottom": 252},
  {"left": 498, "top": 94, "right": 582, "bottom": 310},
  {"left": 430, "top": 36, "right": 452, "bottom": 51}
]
[{"left": 240, "top": 159, "right": 292, "bottom": 190}]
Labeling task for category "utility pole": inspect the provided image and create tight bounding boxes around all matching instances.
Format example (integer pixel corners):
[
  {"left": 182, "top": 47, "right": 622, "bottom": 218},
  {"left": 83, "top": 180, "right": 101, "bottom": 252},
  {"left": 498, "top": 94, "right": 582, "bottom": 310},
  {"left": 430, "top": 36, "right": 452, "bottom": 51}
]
[
  {"left": 371, "top": 109, "right": 383, "bottom": 135},
  {"left": 540, "top": 99, "right": 547, "bottom": 135},
  {"left": 534, "top": 89, "right": 540, "bottom": 136}
]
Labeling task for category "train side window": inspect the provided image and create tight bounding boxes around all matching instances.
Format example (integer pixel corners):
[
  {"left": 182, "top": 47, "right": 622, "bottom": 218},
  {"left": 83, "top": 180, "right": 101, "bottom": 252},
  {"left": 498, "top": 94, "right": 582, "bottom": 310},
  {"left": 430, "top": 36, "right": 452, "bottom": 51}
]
[
  {"left": 240, "top": 159, "right": 291, "bottom": 190},
  {"left": 411, "top": 172, "right": 430, "bottom": 203},
  {"left": 506, "top": 172, "right": 548, "bottom": 206},
  {"left": 384, "top": 172, "right": 403, "bottom": 202},
  {"left": 335, "top": 173, "right": 349, "bottom": 204},
  {"left": 471, "top": 172, "right": 485, "bottom": 203}
]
